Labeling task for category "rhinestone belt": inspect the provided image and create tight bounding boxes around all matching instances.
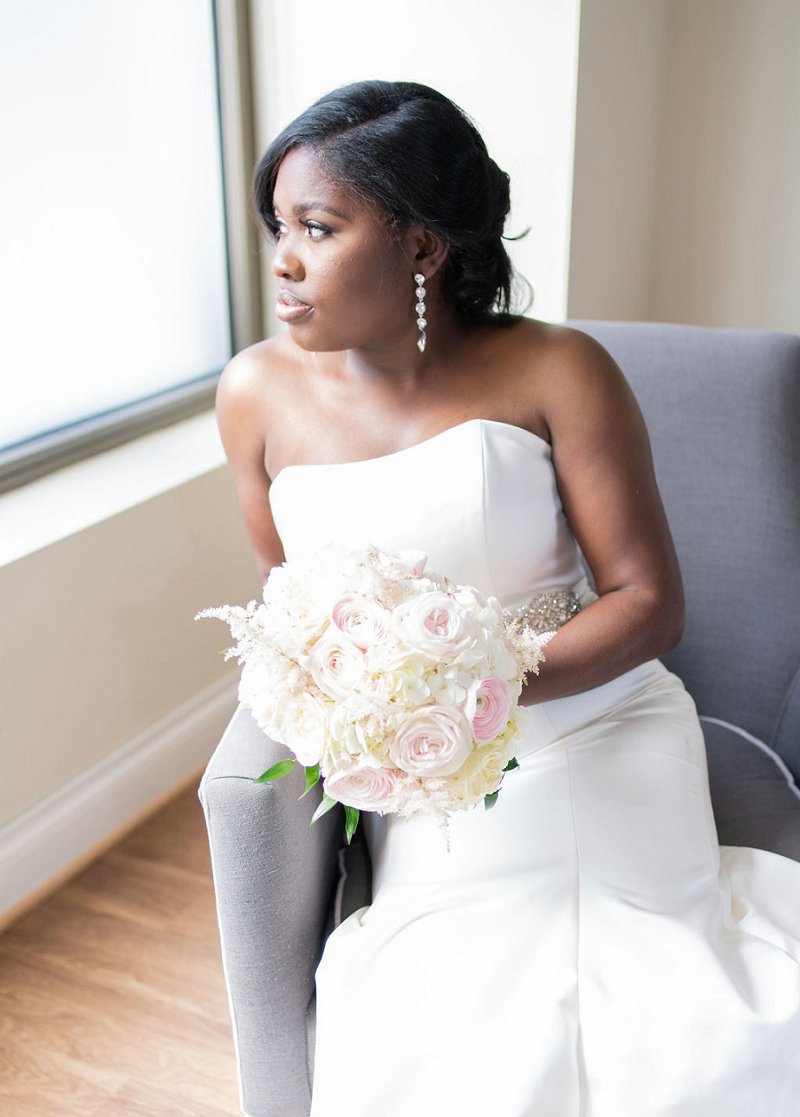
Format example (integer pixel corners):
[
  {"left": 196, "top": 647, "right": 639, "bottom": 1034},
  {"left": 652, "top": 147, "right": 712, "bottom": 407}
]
[{"left": 505, "top": 587, "right": 582, "bottom": 635}]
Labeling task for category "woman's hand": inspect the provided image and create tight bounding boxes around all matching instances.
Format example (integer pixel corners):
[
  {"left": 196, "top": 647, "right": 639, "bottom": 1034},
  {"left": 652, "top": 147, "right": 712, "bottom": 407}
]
[{"left": 519, "top": 329, "right": 684, "bottom": 705}]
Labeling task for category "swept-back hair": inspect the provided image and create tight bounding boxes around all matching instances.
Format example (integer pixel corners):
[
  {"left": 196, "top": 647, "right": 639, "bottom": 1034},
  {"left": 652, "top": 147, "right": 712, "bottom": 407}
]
[{"left": 252, "top": 80, "right": 532, "bottom": 322}]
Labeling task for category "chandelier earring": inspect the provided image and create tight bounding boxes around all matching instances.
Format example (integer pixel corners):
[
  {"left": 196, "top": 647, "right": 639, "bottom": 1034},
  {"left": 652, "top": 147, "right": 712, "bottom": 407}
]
[{"left": 414, "top": 273, "right": 427, "bottom": 353}]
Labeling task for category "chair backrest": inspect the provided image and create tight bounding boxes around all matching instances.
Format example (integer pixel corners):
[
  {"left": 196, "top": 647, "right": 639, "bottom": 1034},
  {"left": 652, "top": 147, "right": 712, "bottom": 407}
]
[{"left": 566, "top": 320, "right": 800, "bottom": 780}]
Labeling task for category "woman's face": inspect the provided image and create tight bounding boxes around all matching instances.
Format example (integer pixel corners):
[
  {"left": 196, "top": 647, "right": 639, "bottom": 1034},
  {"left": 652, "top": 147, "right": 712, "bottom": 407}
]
[{"left": 270, "top": 146, "right": 417, "bottom": 353}]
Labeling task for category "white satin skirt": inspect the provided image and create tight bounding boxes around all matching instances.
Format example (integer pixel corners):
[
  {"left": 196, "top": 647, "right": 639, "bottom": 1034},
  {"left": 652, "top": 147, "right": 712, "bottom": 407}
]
[{"left": 309, "top": 660, "right": 800, "bottom": 1116}]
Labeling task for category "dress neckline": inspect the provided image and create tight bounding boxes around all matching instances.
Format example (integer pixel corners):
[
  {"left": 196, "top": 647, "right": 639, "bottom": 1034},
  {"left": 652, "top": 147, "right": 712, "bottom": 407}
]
[{"left": 268, "top": 418, "right": 551, "bottom": 495}]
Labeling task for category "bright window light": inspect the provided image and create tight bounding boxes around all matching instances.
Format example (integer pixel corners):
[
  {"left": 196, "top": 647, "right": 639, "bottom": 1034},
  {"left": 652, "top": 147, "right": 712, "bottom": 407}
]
[{"left": 0, "top": 0, "right": 232, "bottom": 452}]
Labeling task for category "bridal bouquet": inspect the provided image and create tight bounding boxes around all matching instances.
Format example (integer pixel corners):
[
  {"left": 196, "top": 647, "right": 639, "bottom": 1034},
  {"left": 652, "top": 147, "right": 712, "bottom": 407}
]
[{"left": 196, "top": 545, "right": 553, "bottom": 846}]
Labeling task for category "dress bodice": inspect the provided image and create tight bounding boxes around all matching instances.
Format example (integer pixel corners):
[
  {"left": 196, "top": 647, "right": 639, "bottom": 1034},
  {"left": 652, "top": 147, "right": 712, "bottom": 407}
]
[
  {"left": 268, "top": 418, "right": 588, "bottom": 611},
  {"left": 269, "top": 415, "right": 673, "bottom": 747}
]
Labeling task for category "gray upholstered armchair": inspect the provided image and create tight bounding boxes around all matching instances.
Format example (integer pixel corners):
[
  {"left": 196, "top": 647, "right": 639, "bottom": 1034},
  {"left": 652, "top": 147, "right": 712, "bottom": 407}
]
[{"left": 199, "top": 321, "right": 800, "bottom": 1117}]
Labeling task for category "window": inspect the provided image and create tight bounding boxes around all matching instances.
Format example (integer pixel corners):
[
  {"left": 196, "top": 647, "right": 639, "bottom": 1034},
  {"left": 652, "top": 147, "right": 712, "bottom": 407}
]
[{"left": 0, "top": 0, "right": 256, "bottom": 493}]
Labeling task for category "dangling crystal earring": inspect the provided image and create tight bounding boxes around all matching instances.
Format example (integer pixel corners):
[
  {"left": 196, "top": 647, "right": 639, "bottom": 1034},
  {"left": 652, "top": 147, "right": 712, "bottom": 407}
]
[{"left": 414, "top": 273, "right": 427, "bottom": 353}]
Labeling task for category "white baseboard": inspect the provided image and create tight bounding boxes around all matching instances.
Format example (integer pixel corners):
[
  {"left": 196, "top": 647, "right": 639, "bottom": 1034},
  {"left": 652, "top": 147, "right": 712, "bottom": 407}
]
[{"left": 0, "top": 674, "right": 238, "bottom": 929}]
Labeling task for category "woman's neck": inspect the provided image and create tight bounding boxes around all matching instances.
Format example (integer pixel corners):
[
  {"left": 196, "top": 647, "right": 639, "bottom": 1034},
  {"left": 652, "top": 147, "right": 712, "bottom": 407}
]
[{"left": 338, "top": 307, "right": 473, "bottom": 391}]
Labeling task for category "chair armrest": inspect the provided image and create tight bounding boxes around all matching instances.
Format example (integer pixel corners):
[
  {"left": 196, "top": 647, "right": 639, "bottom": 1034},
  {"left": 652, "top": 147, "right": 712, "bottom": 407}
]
[{"left": 198, "top": 703, "right": 341, "bottom": 1117}]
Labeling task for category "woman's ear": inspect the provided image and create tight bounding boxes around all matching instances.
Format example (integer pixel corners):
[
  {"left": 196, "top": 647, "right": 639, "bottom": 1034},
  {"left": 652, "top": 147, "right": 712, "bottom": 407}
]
[{"left": 402, "top": 222, "right": 449, "bottom": 281}]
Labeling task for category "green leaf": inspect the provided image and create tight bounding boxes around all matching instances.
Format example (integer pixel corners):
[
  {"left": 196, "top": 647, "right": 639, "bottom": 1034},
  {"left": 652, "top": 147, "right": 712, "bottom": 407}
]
[
  {"left": 299, "top": 764, "right": 322, "bottom": 799},
  {"left": 344, "top": 806, "right": 360, "bottom": 845},
  {"left": 503, "top": 756, "right": 520, "bottom": 773},
  {"left": 310, "top": 793, "right": 339, "bottom": 826},
  {"left": 252, "top": 758, "right": 296, "bottom": 784},
  {"left": 484, "top": 790, "right": 500, "bottom": 810}
]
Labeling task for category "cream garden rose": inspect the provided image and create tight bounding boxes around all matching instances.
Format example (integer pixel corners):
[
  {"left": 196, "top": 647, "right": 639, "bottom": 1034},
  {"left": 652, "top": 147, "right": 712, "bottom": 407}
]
[
  {"left": 389, "top": 705, "right": 475, "bottom": 777},
  {"left": 392, "top": 591, "right": 478, "bottom": 658},
  {"left": 307, "top": 628, "right": 366, "bottom": 701},
  {"left": 462, "top": 739, "right": 515, "bottom": 801}
]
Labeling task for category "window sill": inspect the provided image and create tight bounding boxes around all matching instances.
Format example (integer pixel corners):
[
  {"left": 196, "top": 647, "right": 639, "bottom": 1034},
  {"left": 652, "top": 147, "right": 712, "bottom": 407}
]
[{"left": 0, "top": 410, "right": 226, "bottom": 567}]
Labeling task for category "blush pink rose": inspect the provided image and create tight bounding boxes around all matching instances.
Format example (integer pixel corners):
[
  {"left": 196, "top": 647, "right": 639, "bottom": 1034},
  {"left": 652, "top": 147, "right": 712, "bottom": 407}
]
[
  {"left": 465, "top": 676, "right": 511, "bottom": 742},
  {"left": 330, "top": 594, "right": 390, "bottom": 649},
  {"left": 324, "top": 766, "right": 397, "bottom": 811},
  {"left": 389, "top": 706, "right": 473, "bottom": 777}
]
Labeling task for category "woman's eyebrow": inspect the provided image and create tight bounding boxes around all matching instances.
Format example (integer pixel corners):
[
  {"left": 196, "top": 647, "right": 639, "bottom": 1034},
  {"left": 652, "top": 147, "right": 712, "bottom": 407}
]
[{"left": 291, "top": 201, "right": 350, "bottom": 221}]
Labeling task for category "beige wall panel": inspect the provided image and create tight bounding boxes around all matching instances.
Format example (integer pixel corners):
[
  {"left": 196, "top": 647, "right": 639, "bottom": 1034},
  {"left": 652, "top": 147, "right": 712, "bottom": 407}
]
[
  {"left": 570, "top": 0, "right": 800, "bottom": 331},
  {"left": 651, "top": 0, "right": 800, "bottom": 329},
  {"left": 568, "top": 0, "right": 669, "bottom": 321},
  {"left": 0, "top": 466, "right": 258, "bottom": 828}
]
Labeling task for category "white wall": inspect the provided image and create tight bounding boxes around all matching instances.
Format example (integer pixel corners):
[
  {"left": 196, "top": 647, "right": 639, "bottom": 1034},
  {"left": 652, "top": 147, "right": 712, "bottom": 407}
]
[{"left": 250, "top": 0, "right": 583, "bottom": 328}]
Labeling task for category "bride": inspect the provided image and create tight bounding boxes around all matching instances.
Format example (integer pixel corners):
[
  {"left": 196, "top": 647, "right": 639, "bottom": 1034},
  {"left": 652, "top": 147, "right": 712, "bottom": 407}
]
[{"left": 215, "top": 80, "right": 800, "bottom": 1116}]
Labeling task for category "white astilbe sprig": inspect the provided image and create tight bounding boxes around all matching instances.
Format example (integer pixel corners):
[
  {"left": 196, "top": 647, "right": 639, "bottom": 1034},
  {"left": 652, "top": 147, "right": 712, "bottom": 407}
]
[
  {"left": 505, "top": 621, "right": 557, "bottom": 681},
  {"left": 195, "top": 601, "right": 269, "bottom": 665}
]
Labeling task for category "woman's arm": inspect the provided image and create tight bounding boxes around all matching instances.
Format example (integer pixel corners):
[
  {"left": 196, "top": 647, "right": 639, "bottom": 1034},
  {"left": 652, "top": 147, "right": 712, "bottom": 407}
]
[
  {"left": 215, "top": 349, "right": 285, "bottom": 587},
  {"left": 520, "top": 330, "right": 684, "bottom": 705}
]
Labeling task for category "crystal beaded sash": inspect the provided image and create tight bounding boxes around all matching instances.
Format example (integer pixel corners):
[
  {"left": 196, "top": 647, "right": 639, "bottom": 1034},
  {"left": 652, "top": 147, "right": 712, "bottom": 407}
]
[{"left": 505, "top": 587, "right": 582, "bottom": 635}]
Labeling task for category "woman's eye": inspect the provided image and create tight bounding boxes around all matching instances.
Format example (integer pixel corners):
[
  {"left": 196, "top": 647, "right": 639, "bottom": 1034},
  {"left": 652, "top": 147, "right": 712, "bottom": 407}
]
[{"left": 270, "top": 218, "right": 330, "bottom": 242}]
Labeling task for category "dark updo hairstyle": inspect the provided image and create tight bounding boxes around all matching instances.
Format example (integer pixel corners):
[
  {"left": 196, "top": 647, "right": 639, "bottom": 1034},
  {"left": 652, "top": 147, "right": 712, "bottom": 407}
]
[{"left": 252, "top": 80, "right": 532, "bottom": 322}]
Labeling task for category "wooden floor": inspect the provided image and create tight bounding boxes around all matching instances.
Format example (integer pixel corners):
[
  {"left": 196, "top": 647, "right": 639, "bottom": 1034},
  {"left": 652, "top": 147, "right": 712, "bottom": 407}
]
[{"left": 0, "top": 783, "right": 241, "bottom": 1116}]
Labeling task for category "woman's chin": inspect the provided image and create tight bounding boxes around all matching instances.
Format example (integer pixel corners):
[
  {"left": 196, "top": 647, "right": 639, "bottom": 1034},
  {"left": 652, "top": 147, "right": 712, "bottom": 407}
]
[
  {"left": 285, "top": 329, "right": 331, "bottom": 352},
  {"left": 283, "top": 323, "right": 352, "bottom": 353}
]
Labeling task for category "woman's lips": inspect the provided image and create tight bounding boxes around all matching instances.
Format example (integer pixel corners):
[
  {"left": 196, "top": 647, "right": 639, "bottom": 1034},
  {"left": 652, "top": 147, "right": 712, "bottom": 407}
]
[{"left": 276, "top": 290, "right": 314, "bottom": 322}]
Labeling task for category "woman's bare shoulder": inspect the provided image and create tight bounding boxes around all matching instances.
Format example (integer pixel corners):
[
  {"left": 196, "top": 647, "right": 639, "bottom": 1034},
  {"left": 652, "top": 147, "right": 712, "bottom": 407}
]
[
  {"left": 215, "top": 334, "right": 310, "bottom": 453},
  {"left": 499, "top": 318, "right": 619, "bottom": 379},
  {"left": 216, "top": 333, "right": 298, "bottom": 401},
  {"left": 481, "top": 317, "right": 629, "bottom": 437},
  {"left": 214, "top": 328, "right": 308, "bottom": 473},
  {"left": 500, "top": 319, "right": 631, "bottom": 415}
]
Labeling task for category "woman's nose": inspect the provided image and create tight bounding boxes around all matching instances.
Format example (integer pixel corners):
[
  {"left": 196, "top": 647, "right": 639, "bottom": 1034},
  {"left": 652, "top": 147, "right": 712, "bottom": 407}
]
[{"left": 271, "top": 238, "right": 305, "bottom": 282}]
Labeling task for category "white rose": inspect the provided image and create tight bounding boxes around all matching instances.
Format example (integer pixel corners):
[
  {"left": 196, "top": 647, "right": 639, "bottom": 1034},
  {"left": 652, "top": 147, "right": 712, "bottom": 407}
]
[
  {"left": 239, "top": 660, "right": 290, "bottom": 735},
  {"left": 274, "top": 692, "right": 329, "bottom": 767},
  {"left": 385, "top": 548, "right": 429, "bottom": 577},
  {"left": 389, "top": 705, "right": 474, "bottom": 777},
  {"left": 324, "top": 766, "right": 398, "bottom": 811},
  {"left": 460, "top": 741, "right": 510, "bottom": 800},
  {"left": 392, "top": 592, "right": 477, "bottom": 659},
  {"left": 306, "top": 629, "right": 365, "bottom": 701},
  {"left": 261, "top": 574, "right": 330, "bottom": 657},
  {"left": 451, "top": 585, "right": 489, "bottom": 609}
]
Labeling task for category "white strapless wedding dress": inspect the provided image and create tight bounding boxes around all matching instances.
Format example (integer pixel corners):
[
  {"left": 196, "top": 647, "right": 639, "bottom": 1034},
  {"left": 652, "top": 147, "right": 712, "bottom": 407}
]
[{"left": 268, "top": 418, "right": 800, "bottom": 1117}]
